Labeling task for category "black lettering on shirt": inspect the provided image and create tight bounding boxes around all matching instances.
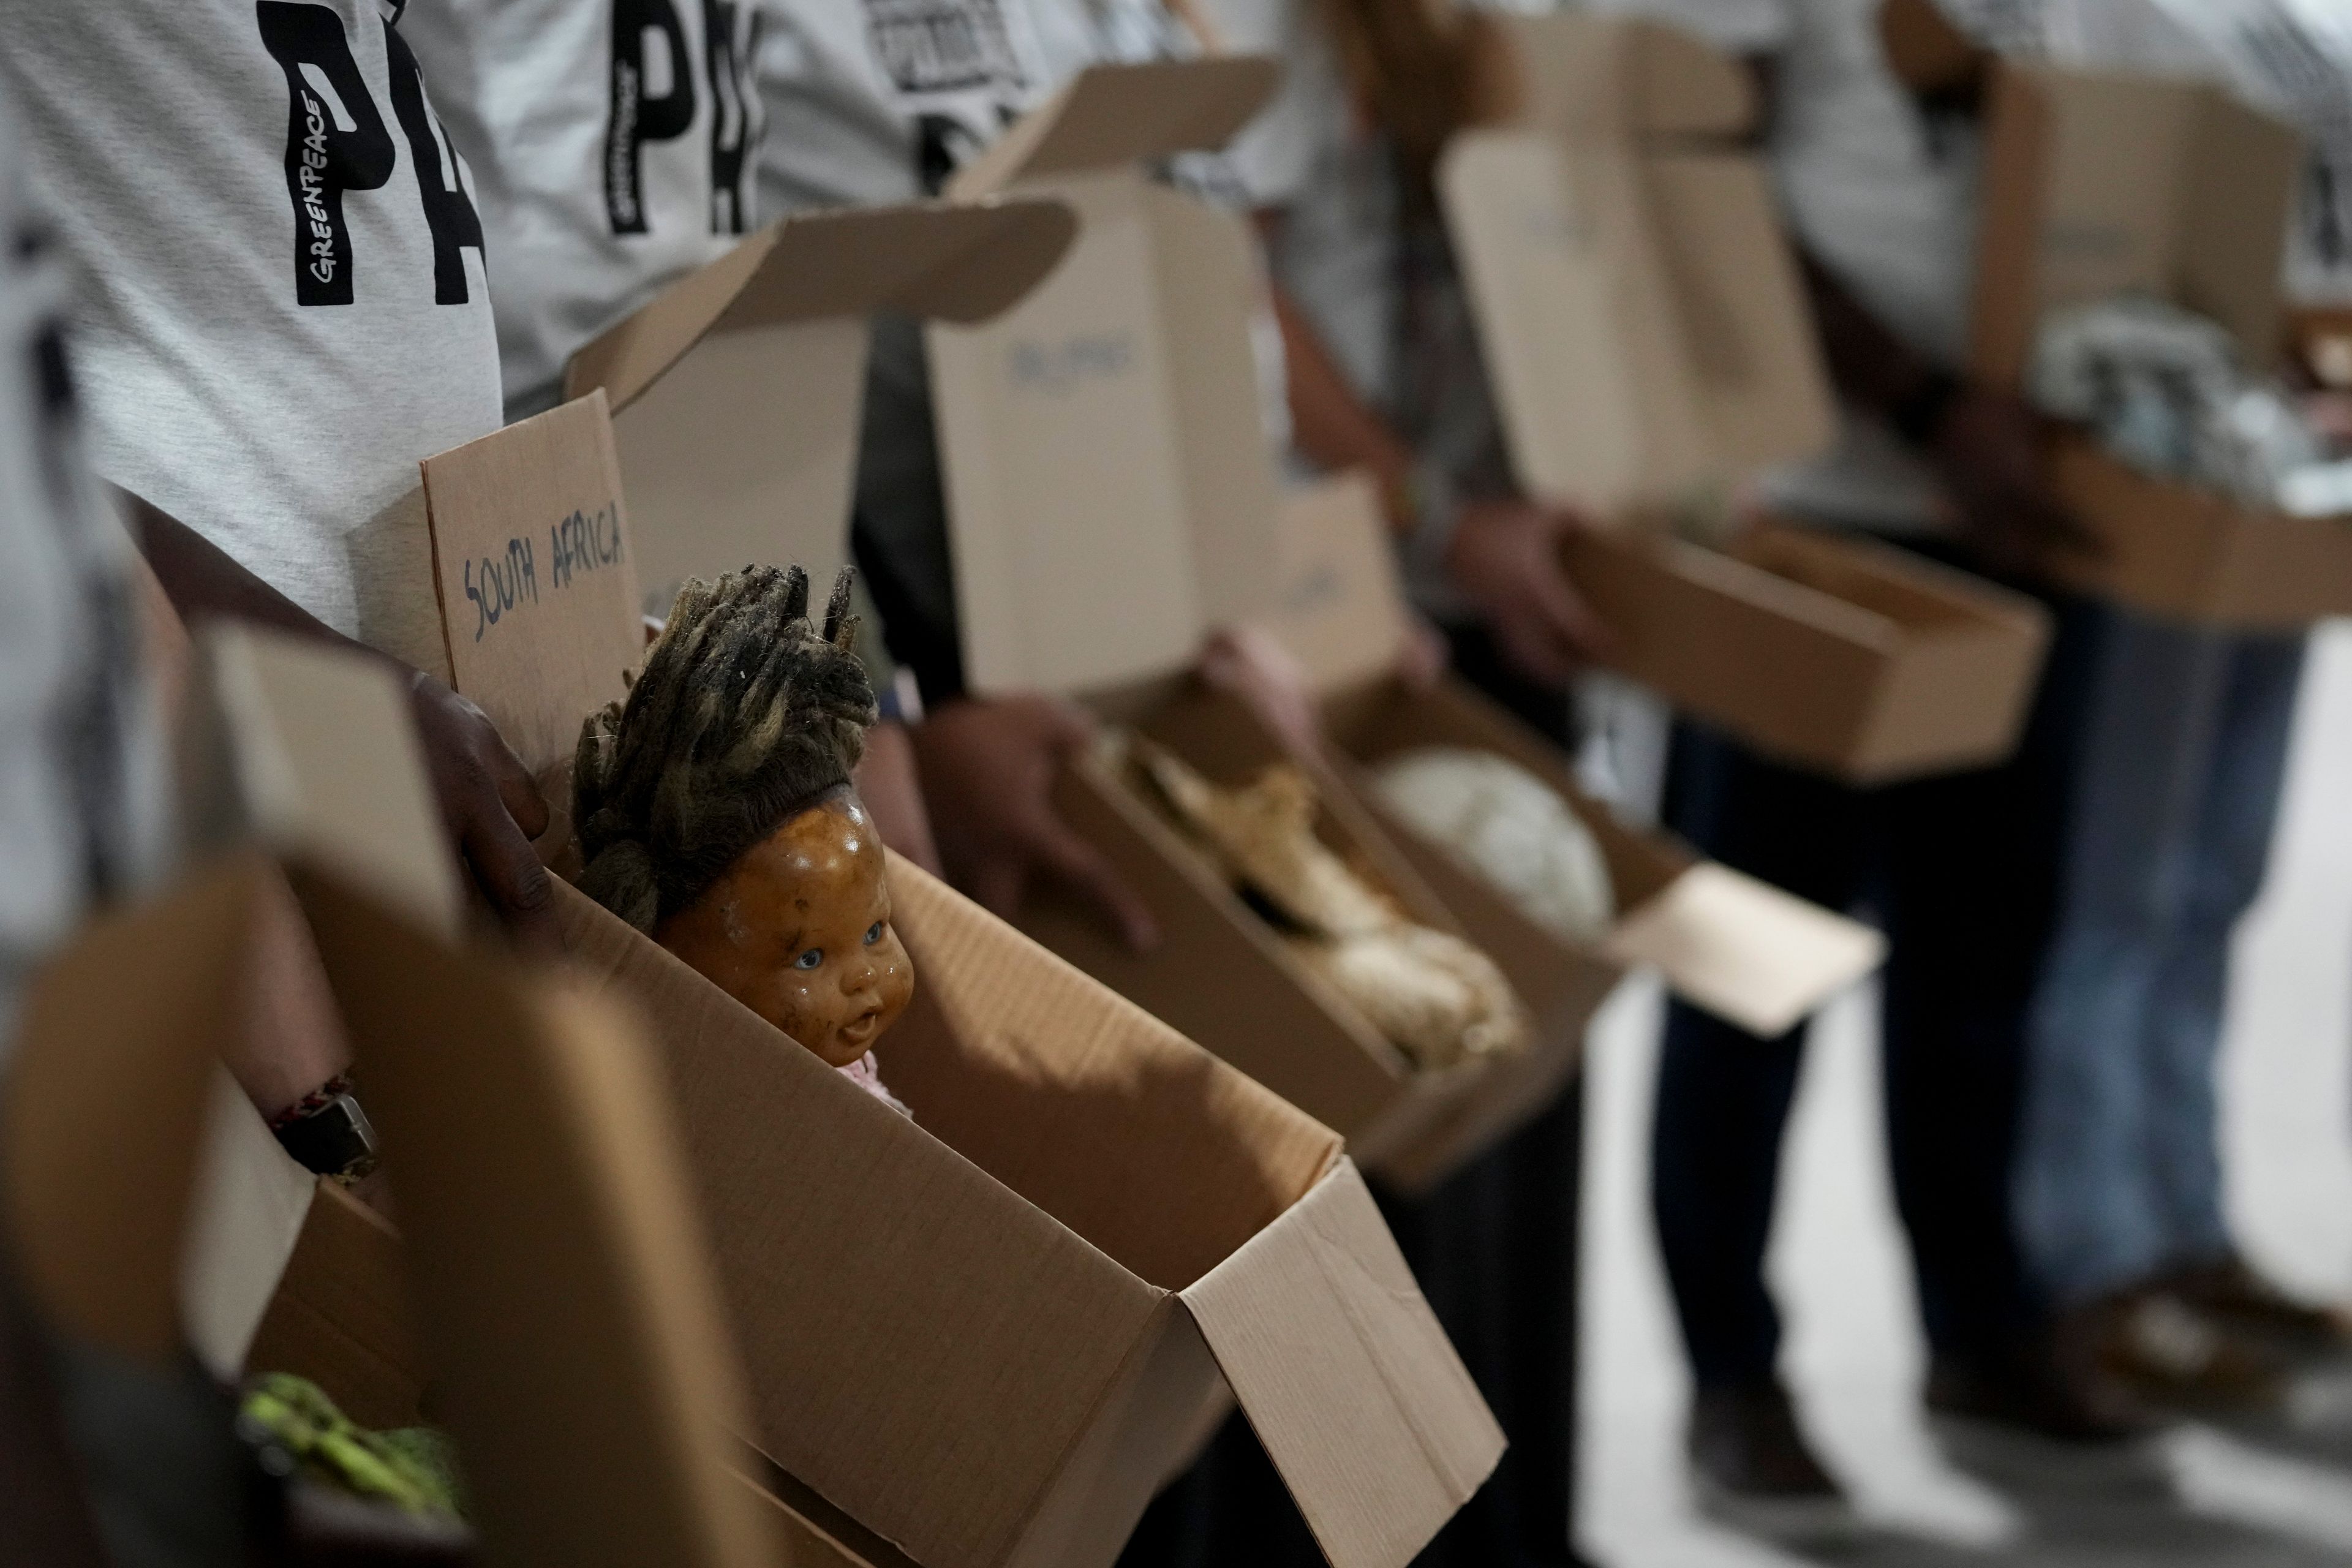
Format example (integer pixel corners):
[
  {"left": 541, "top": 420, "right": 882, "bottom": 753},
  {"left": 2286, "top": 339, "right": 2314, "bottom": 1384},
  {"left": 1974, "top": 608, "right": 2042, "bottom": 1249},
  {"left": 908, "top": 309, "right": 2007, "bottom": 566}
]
[
  {"left": 865, "top": 0, "right": 1024, "bottom": 96},
  {"left": 607, "top": 0, "right": 698, "bottom": 234},
  {"left": 258, "top": 1, "right": 399, "bottom": 306},
  {"left": 382, "top": 20, "right": 487, "bottom": 302},
  {"left": 703, "top": 0, "right": 763, "bottom": 234}
]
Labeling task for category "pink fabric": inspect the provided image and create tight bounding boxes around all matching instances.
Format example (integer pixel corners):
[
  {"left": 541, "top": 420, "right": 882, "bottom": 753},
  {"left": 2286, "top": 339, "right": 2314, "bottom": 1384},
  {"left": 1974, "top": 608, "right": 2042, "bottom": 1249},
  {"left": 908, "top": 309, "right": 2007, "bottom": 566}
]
[{"left": 837, "top": 1051, "right": 911, "bottom": 1119}]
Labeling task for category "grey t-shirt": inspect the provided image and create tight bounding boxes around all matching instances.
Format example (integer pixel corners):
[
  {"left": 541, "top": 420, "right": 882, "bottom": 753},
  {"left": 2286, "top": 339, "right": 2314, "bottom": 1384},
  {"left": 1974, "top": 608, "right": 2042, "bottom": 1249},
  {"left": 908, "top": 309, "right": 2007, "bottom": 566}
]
[
  {"left": 402, "top": 0, "right": 771, "bottom": 418},
  {"left": 0, "top": 0, "right": 505, "bottom": 675}
]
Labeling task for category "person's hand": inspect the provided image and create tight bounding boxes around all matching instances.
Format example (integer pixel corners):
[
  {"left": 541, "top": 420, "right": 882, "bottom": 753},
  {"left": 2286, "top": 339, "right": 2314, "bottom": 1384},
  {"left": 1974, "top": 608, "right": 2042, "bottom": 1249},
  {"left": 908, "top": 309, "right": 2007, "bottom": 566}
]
[
  {"left": 911, "top": 695, "right": 1159, "bottom": 952},
  {"left": 854, "top": 720, "right": 943, "bottom": 876},
  {"left": 1929, "top": 386, "right": 2097, "bottom": 572},
  {"left": 1198, "top": 626, "right": 1322, "bottom": 763},
  {"left": 1442, "top": 499, "right": 1613, "bottom": 688},
  {"left": 404, "top": 668, "right": 557, "bottom": 948}
]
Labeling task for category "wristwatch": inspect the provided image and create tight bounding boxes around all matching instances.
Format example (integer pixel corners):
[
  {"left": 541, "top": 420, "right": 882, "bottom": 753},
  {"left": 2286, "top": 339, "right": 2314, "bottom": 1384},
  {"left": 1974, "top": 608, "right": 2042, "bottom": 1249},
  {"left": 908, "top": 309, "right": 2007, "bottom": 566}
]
[{"left": 270, "top": 1074, "right": 380, "bottom": 1182}]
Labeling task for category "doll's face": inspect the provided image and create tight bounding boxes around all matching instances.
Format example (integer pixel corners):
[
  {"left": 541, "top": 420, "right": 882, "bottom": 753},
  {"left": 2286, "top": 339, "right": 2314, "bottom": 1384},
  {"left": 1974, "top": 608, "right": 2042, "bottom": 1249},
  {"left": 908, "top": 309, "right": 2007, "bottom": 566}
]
[{"left": 655, "top": 793, "right": 915, "bottom": 1069}]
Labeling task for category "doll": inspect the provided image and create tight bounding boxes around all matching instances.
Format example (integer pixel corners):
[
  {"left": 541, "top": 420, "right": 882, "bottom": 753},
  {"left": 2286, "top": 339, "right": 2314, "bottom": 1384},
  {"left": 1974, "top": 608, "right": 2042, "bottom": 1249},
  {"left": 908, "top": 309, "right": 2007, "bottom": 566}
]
[{"left": 573, "top": 565, "right": 914, "bottom": 1112}]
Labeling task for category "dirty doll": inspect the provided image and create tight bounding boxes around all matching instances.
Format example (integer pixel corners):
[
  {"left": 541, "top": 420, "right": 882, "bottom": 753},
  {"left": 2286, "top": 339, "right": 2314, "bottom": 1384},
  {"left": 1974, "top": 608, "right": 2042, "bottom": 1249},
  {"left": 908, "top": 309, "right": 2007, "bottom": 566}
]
[{"left": 573, "top": 565, "right": 914, "bottom": 1112}]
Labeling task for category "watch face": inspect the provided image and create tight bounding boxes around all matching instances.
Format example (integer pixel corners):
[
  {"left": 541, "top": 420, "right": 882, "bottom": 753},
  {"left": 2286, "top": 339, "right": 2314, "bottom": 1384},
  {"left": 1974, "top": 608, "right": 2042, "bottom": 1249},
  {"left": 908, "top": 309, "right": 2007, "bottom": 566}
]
[{"left": 278, "top": 1093, "right": 380, "bottom": 1178}]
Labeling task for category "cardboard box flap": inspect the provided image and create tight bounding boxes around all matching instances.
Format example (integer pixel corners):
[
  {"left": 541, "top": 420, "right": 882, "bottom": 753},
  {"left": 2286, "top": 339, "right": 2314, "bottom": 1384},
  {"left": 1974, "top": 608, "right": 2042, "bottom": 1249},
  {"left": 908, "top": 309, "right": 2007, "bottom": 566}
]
[
  {"left": 1180, "top": 1159, "right": 1503, "bottom": 1568},
  {"left": 1603, "top": 863, "right": 1885, "bottom": 1039},
  {"left": 567, "top": 201, "right": 1081, "bottom": 415},
  {"left": 421, "top": 394, "right": 643, "bottom": 787},
  {"left": 296, "top": 873, "right": 782, "bottom": 1568},
  {"left": 181, "top": 624, "right": 464, "bottom": 941},
  {"left": 1267, "top": 475, "right": 1413, "bottom": 698},
  {"left": 243, "top": 1179, "right": 424, "bottom": 1431},
  {"left": 1469, "top": 10, "right": 1757, "bottom": 141},
  {"left": 876, "top": 853, "right": 1343, "bottom": 1292},
  {"left": 948, "top": 56, "right": 1283, "bottom": 200},
  {"left": 181, "top": 1068, "right": 318, "bottom": 1382},
  {"left": 1972, "top": 64, "right": 2302, "bottom": 386},
  {"left": 549, "top": 876, "right": 1175, "bottom": 1568},
  {"left": 1, "top": 854, "right": 276, "bottom": 1359}
]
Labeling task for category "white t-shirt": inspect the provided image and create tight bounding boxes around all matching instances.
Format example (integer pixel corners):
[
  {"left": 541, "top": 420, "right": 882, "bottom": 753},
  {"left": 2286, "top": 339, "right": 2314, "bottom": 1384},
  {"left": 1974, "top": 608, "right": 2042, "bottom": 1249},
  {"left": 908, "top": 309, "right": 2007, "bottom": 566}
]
[
  {"left": 756, "top": 0, "right": 1051, "bottom": 212},
  {"left": 0, "top": 1, "right": 505, "bottom": 674},
  {"left": 402, "top": 0, "right": 771, "bottom": 417},
  {"left": 0, "top": 98, "right": 168, "bottom": 1055}
]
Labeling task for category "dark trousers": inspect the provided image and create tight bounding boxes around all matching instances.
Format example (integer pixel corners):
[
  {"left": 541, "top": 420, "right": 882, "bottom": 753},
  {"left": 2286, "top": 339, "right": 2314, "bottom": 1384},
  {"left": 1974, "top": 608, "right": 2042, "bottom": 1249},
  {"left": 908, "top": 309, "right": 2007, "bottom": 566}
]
[
  {"left": 1651, "top": 554, "right": 2100, "bottom": 1390},
  {"left": 1120, "top": 625, "right": 1590, "bottom": 1568}
]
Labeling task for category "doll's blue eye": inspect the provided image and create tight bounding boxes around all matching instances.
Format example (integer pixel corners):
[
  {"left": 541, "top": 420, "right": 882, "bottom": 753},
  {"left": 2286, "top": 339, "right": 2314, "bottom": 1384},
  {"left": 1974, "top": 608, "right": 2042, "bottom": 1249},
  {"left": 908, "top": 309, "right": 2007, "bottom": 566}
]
[
  {"left": 865, "top": 921, "right": 883, "bottom": 945},
  {"left": 794, "top": 949, "right": 823, "bottom": 971}
]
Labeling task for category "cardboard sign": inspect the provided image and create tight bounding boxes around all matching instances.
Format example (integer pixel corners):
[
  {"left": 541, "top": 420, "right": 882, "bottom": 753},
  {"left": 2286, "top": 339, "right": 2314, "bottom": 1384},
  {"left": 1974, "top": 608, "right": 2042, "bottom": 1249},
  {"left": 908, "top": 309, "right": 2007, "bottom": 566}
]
[
  {"left": 1270, "top": 478, "right": 1887, "bottom": 1048},
  {"left": 565, "top": 201, "right": 1077, "bottom": 603},
  {"left": 421, "top": 393, "right": 643, "bottom": 780},
  {"left": 929, "top": 58, "right": 1286, "bottom": 698},
  {"left": 1969, "top": 64, "right": 2352, "bottom": 627}
]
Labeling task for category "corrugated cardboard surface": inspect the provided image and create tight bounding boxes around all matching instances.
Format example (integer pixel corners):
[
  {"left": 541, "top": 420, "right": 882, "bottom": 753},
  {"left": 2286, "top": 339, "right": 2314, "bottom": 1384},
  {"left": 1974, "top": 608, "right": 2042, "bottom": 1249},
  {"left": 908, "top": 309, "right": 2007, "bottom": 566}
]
[
  {"left": 1, "top": 856, "right": 275, "bottom": 1360},
  {"left": 300, "top": 876, "right": 782, "bottom": 1568},
  {"left": 181, "top": 625, "right": 464, "bottom": 941},
  {"left": 930, "top": 61, "right": 1283, "bottom": 696},
  {"left": 1559, "top": 523, "right": 2051, "bottom": 783},
  {"left": 2046, "top": 437, "right": 2352, "bottom": 627},
  {"left": 1442, "top": 13, "right": 1835, "bottom": 516},
  {"left": 243, "top": 1179, "right": 424, "bottom": 1432},
  {"left": 564, "top": 202, "right": 1077, "bottom": 602}
]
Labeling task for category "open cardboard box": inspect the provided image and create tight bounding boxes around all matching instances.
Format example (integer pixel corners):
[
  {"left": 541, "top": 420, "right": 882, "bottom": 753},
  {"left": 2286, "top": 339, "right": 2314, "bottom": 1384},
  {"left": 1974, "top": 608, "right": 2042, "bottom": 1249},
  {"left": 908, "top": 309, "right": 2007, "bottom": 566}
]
[
  {"left": 563, "top": 198, "right": 1076, "bottom": 604},
  {"left": 914, "top": 58, "right": 1551, "bottom": 1182},
  {"left": 1970, "top": 61, "right": 2352, "bottom": 628},
  {"left": 1442, "top": 10, "right": 2052, "bottom": 782},
  {"left": 416, "top": 396, "right": 1504, "bottom": 1568},
  {"left": 184, "top": 625, "right": 965, "bottom": 1568},
  {"left": 1264, "top": 477, "right": 1886, "bottom": 1158}
]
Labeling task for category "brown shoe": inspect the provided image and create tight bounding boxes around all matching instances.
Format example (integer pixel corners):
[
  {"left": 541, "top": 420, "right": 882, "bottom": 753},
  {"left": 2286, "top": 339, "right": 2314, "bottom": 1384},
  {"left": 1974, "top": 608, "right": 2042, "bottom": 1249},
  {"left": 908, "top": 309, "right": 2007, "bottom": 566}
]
[
  {"left": 2157, "top": 1256, "right": 2352, "bottom": 1359},
  {"left": 2068, "top": 1289, "right": 2288, "bottom": 1415},
  {"left": 1926, "top": 1341, "right": 2155, "bottom": 1444},
  {"left": 1687, "top": 1381, "right": 1858, "bottom": 1542}
]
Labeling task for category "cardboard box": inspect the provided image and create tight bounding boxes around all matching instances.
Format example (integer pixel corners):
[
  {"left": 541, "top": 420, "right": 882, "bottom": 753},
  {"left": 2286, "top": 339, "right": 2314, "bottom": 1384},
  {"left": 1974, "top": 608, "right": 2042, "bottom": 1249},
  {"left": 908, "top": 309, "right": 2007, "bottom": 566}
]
[
  {"left": 930, "top": 57, "right": 1286, "bottom": 698},
  {"left": 1267, "top": 477, "right": 1887, "bottom": 1122},
  {"left": 564, "top": 200, "right": 1077, "bottom": 602},
  {"left": 916, "top": 59, "right": 1547, "bottom": 1180},
  {"left": 417, "top": 399, "right": 1504, "bottom": 1568},
  {"left": 1559, "top": 519, "right": 2053, "bottom": 782},
  {"left": 1969, "top": 61, "right": 2352, "bottom": 628},
  {"left": 1441, "top": 12, "right": 2052, "bottom": 781}
]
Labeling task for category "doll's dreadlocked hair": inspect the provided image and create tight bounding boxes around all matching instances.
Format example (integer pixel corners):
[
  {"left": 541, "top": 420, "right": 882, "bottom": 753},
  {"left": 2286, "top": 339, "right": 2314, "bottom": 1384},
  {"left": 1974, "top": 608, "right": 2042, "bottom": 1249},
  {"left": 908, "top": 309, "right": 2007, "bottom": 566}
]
[{"left": 573, "top": 564, "right": 877, "bottom": 933}]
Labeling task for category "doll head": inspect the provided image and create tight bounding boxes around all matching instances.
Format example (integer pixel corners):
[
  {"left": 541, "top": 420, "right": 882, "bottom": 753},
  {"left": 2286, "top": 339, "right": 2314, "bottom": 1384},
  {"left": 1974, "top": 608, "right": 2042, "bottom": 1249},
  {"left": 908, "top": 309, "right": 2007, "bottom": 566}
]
[{"left": 573, "top": 565, "right": 914, "bottom": 1067}]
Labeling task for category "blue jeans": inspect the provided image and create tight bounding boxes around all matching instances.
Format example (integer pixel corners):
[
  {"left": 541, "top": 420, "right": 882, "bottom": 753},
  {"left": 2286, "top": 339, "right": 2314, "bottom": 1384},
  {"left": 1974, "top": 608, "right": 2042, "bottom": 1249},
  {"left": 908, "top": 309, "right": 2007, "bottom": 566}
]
[{"left": 2015, "top": 609, "right": 2308, "bottom": 1308}]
